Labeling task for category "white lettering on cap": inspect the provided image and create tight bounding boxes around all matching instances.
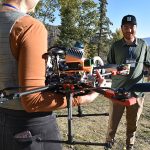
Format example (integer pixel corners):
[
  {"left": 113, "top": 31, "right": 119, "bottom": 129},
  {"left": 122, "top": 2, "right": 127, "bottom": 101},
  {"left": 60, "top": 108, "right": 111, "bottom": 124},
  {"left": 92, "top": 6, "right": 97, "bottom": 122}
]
[{"left": 127, "top": 16, "right": 132, "bottom": 21}]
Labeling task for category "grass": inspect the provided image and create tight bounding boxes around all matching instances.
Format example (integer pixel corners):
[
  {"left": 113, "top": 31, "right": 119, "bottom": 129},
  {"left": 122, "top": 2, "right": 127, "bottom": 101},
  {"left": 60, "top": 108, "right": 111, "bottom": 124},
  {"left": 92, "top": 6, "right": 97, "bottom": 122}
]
[{"left": 55, "top": 94, "right": 150, "bottom": 150}]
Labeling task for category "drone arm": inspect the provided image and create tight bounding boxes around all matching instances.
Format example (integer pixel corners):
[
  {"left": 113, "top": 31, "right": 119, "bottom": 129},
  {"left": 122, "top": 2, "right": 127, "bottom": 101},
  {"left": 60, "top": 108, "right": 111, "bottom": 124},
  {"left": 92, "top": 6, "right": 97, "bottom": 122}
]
[{"left": 94, "top": 88, "right": 137, "bottom": 106}]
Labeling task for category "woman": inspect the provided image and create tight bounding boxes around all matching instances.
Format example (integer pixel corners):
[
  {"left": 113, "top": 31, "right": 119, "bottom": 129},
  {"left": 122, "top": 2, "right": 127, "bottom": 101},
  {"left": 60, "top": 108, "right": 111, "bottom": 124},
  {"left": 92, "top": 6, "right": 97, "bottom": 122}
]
[{"left": 0, "top": 1, "right": 102, "bottom": 150}]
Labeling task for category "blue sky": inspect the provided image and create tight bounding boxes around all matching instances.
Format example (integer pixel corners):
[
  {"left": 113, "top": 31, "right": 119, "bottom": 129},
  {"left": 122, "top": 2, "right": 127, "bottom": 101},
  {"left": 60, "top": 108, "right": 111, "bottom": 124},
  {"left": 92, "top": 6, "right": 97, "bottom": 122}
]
[
  {"left": 51, "top": 0, "right": 150, "bottom": 38},
  {"left": 105, "top": 0, "right": 150, "bottom": 38}
]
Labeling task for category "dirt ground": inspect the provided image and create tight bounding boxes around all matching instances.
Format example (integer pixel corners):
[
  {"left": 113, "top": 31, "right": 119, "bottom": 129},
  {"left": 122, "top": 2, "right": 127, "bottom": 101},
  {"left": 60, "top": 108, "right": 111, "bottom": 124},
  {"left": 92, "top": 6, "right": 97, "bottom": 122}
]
[{"left": 55, "top": 94, "right": 150, "bottom": 150}]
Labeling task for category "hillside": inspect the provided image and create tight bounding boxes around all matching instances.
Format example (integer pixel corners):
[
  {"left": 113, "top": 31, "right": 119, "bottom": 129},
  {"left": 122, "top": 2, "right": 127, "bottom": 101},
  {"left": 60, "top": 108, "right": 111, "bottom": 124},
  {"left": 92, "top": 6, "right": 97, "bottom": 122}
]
[{"left": 143, "top": 37, "right": 150, "bottom": 46}]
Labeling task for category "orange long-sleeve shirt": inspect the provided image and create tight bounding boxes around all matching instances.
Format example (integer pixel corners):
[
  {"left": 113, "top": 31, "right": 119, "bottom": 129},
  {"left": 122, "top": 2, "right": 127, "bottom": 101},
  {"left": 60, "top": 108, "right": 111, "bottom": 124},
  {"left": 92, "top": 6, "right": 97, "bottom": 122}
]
[{"left": 10, "top": 15, "right": 81, "bottom": 112}]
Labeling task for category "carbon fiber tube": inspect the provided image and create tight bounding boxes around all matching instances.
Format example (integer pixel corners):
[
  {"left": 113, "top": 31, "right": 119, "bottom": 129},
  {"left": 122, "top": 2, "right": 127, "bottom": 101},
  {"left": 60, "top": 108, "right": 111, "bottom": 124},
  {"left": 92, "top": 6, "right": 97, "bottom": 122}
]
[{"left": 128, "top": 83, "right": 150, "bottom": 92}]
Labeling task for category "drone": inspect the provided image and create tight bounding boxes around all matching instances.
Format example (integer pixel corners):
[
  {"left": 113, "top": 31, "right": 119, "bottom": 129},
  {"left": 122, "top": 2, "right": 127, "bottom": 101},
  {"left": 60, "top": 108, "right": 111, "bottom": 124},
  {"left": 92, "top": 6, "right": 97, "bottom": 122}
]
[
  {"left": 44, "top": 45, "right": 142, "bottom": 106},
  {"left": 0, "top": 45, "right": 149, "bottom": 146}
]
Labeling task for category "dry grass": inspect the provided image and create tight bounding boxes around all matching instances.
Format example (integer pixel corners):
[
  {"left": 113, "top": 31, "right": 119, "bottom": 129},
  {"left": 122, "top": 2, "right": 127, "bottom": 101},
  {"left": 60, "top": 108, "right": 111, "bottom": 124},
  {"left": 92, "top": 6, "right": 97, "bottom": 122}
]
[{"left": 55, "top": 94, "right": 150, "bottom": 150}]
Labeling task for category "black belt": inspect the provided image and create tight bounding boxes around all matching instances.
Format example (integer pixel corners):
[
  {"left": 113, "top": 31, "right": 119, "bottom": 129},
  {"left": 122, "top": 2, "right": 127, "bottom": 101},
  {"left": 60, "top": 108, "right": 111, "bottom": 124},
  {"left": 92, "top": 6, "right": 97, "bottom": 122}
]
[{"left": 0, "top": 107, "right": 53, "bottom": 118}]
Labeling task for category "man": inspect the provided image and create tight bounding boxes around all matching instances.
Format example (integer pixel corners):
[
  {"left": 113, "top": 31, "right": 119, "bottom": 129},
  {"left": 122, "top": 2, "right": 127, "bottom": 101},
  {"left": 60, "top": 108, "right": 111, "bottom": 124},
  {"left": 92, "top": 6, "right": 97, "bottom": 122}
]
[
  {"left": 0, "top": 1, "right": 102, "bottom": 150},
  {"left": 104, "top": 15, "right": 150, "bottom": 150}
]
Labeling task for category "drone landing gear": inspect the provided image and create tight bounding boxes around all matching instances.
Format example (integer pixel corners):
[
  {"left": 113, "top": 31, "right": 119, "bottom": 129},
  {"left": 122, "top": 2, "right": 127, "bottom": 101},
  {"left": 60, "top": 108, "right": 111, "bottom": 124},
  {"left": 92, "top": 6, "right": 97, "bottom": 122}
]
[
  {"left": 34, "top": 92, "right": 108, "bottom": 147},
  {"left": 39, "top": 92, "right": 108, "bottom": 147}
]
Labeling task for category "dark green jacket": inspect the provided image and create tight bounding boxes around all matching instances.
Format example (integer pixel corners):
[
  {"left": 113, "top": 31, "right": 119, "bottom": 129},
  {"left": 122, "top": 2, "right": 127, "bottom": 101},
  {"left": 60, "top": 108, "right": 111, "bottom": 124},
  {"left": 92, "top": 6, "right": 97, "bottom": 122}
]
[{"left": 107, "top": 38, "right": 150, "bottom": 96}]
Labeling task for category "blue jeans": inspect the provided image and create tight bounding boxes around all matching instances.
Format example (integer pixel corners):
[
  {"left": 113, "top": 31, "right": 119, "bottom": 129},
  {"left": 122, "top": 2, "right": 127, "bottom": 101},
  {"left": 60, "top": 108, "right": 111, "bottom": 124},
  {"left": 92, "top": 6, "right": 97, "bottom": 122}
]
[{"left": 0, "top": 108, "right": 62, "bottom": 150}]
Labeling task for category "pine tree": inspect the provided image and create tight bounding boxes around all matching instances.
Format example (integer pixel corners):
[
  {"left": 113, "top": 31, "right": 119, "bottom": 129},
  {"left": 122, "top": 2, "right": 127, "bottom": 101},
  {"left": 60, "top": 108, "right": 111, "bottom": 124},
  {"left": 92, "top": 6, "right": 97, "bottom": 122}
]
[
  {"left": 97, "top": 0, "right": 112, "bottom": 56},
  {"left": 111, "top": 28, "right": 123, "bottom": 43},
  {"left": 58, "top": 0, "right": 99, "bottom": 48},
  {"left": 32, "top": 0, "right": 59, "bottom": 25}
]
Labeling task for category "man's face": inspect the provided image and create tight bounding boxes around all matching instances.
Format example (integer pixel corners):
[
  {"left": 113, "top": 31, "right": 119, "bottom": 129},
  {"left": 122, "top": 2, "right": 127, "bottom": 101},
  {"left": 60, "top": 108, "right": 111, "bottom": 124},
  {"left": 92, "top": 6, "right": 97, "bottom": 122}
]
[{"left": 121, "top": 24, "right": 137, "bottom": 40}]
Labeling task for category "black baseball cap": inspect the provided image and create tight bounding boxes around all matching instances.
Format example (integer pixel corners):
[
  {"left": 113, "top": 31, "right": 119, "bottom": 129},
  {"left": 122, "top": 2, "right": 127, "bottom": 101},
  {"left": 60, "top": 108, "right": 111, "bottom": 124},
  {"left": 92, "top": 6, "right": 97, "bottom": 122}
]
[{"left": 121, "top": 15, "right": 137, "bottom": 26}]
